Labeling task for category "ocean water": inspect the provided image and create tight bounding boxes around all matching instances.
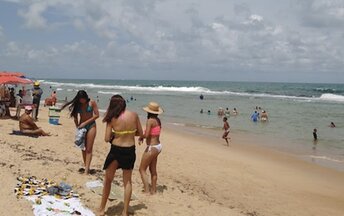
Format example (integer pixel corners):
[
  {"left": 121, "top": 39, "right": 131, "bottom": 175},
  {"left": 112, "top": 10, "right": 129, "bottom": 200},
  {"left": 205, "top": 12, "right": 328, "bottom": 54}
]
[{"left": 40, "top": 79, "right": 344, "bottom": 170}]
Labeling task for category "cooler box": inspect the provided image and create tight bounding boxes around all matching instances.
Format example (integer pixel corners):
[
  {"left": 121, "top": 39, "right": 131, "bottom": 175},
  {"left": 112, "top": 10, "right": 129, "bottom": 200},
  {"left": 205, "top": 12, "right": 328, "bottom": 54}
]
[
  {"left": 49, "top": 107, "right": 61, "bottom": 117},
  {"left": 49, "top": 107, "right": 60, "bottom": 125},
  {"left": 49, "top": 117, "right": 60, "bottom": 125}
]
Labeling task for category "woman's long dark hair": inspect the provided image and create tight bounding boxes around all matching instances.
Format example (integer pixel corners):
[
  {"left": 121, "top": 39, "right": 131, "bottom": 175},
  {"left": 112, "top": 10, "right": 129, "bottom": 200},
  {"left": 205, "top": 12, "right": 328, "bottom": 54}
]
[
  {"left": 60, "top": 90, "right": 90, "bottom": 118},
  {"left": 103, "top": 95, "right": 126, "bottom": 123},
  {"left": 147, "top": 113, "right": 161, "bottom": 127}
]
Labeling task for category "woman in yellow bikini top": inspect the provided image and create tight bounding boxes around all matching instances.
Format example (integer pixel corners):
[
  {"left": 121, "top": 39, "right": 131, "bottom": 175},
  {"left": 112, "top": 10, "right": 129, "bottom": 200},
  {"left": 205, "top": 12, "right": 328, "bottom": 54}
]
[{"left": 99, "top": 95, "right": 143, "bottom": 216}]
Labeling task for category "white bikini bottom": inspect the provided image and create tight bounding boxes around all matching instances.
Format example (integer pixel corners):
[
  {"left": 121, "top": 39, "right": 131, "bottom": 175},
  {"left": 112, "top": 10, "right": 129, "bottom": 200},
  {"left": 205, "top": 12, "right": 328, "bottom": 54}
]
[{"left": 148, "top": 143, "right": 162, "bottom": 153}]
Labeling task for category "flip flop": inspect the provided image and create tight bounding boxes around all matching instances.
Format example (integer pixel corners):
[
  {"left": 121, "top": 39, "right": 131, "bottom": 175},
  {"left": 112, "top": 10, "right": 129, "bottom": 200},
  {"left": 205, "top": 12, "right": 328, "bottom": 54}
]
[{"left": 78, "top": 168, "right": 85, "bottom": 174}]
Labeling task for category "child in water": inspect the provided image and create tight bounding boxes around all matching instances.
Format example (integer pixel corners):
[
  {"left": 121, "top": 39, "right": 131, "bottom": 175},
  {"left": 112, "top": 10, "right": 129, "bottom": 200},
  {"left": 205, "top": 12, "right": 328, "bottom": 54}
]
[{"left": 222, "top": 117, "right": 230, "bottom": 146}]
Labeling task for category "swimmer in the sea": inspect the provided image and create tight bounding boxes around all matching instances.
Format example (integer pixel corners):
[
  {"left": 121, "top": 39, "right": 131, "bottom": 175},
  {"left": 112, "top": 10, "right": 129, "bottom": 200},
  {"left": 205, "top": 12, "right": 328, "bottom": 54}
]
[
  {"left": 261, "top": 110, "right": 268, "bottom": 122},
  {"left": 329, "top": 122, "right": 336, "bottom": 128},
  {"left": 225, "top": 108, "right": 230, "bottom": 117},
  {"left": 251, "top": 111, "right": 259, "bottom": 122},
  {"left": 232, "top": 108, "right": 238, "bottom": 116}
]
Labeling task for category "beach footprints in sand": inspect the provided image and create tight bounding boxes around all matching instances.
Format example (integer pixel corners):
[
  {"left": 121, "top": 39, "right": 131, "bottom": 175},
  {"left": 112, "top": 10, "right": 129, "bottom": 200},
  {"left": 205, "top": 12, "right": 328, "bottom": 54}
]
[
  {"left": 105, "top": 202, "right": 148, "bottom": 215},
  {"left": 156, "top": 184, "right": 168, "bottom": 193}
]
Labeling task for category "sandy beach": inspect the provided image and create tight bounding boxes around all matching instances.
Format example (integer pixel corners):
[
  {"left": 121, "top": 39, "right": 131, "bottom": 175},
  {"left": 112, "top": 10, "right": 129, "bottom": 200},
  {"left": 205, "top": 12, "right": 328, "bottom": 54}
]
[{"left": 1, "top": 107, "right": 344, "bottom": 216}]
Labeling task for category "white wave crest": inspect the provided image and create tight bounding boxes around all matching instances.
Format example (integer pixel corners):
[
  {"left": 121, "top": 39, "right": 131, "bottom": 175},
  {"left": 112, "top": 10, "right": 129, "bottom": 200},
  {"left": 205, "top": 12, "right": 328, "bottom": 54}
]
[
  {"left": 319, "top": 93, "right": 344, "bottom": 102},
  {"left": 98, "top": 91, "right": 122, "bottom": 95},
  {"left": 42, "top": 81, "right": 210, "bottom": 93},
  {"left": 41, "top": 81, "right": 344, "bottom": 103}
]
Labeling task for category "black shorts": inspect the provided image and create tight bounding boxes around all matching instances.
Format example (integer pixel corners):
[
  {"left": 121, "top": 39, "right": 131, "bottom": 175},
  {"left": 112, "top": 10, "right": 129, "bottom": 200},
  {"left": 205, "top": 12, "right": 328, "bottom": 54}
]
[{"left": 103, "top": 145, "right": 136, "bottom": 170}]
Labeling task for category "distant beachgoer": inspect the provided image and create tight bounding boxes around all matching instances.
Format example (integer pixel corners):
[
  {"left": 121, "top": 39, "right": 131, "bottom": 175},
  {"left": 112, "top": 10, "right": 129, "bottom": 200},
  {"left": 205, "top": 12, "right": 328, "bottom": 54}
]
[
  {"left": 200, "top": 94, "right": 204, "bottom": 100},
  {"left": 96, "top": 95, "right": 99, "bottom": 103},
  {"left": 61, "top": 90, "right": 99, "bottom": 175},
  {"left": 17, "top": 89, "right": 24, "bottom": 100},
  {"left": 98, "top": 95, "right": 143, "bottom": 216},
  {"left": 32, "top": 81, "right": 43, "bottom": 119},
  {"left": 130, "top": 96, "right": 134, "bottom": 101},
  {"left": 139, "top": 102, "right": 164, "bottom": 194},
  {"left": 222, "top": 117, "right": 230, "bottom": 146},
  {"left": 200, "top": 109, "right": 203, "bottom": 114},
  {"left": 19, "top": 106, "right": 50, "bottom": 136},
  {"left": 9, "top": 88, "right": 16, "bottom": 107},
  {"left": 313, "top": 128, "right": 318, "bottom": 141},
  {"left": 261, "top": 110, "right": 268, "bottom": 122},
  {"left": 232, "top": 108, "right": 238, "bottom": 116},
  {"left": 225, "top": 108, "right": 230, "bottom": 117},
  {"left": 207, "top": 110, "right": 211, "bottom": 115},
  {"left": 51, "top": 91, "right": 57, "bottom": 106},
  {"left": 218, "top": 107, "right": 224, "bottom": 116},
  {"left": 251, "top": 111, "right": 259, "bottom": 122},
  {"left": 329, "top": 122, "right": 336, "bottom": 128}
]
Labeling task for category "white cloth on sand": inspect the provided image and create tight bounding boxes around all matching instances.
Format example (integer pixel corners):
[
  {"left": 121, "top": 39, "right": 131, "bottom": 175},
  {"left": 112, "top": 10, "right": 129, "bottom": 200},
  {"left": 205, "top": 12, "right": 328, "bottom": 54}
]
[{"left": 26, "top": 195, "right": 94, "bottom": 216}]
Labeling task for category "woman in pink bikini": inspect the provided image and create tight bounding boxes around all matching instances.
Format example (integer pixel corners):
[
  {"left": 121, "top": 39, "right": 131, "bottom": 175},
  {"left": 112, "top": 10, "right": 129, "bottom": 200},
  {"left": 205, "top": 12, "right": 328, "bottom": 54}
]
[{"left": 139, "top": 102, "right": 164, "bottom": 194}]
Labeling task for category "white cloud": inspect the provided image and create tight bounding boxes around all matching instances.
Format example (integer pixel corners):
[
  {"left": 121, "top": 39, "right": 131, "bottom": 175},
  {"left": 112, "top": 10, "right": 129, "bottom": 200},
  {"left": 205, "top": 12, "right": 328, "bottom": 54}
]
[
  {"left": 1, "top": 0, "right": 344, "bottom": 81},
  {"left": 18, "top": 1, "right": 48, "bottom": 29}
]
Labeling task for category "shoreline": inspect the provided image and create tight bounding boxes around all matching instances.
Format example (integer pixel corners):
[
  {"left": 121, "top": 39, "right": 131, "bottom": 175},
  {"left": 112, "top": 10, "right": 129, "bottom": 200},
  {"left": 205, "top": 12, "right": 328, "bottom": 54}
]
[
  {"left": 163, "top": 118, "right": 344, "bottom": 172},
  {"left": 1, "top": 107, "right": 344, "bottom": 215}
]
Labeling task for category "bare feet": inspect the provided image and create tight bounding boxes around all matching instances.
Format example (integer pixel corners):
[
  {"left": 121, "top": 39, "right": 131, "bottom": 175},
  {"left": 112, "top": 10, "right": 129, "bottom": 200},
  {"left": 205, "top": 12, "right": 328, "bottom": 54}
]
[{"left": 97, "top": 208, "right": 105, "bottom": 216}]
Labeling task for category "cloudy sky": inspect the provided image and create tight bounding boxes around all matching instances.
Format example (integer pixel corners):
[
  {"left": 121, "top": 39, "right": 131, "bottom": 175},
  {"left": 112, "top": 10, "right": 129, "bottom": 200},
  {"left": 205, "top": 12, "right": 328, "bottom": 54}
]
[{"left": 0, "top": 0, "right": 343, "bottom": 83}]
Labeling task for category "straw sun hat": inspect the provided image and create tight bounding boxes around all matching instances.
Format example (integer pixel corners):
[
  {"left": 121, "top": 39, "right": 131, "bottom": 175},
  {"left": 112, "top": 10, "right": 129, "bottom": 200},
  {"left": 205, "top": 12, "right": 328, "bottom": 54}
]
[{"left": 143, "top": 102, "right": 164, "bottom": 115}]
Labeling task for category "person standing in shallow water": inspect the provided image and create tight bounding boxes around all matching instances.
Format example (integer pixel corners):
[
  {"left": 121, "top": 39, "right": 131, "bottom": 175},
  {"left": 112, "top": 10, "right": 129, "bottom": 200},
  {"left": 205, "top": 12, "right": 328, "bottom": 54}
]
[
  {"left": 139, "top": 102, "right": 164, "bottom": 194},
  {"left": 98, "top": 95, "right": 143, "bottom": 216},
  {"left": 313, "top": 128, "right": 318, "bottom": 141},
  {"left": 251, "top": 110, "right": 259, "bottom": 122},
  {"left": 60, "top": 90, "right": 99, "bottom": 175}
]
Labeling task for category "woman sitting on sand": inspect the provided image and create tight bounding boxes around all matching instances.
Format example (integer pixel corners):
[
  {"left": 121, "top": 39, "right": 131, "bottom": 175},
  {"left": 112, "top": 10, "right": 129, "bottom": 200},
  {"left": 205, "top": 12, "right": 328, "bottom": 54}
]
[
  {"left": 99, "top": 95, "right": 143, "bottom": 216},
  {"left": 61, "top": 90, "right": 99, "bottom": 175},
  {"left": 139, "top": 102, "right": 164, "bottom": 194}
]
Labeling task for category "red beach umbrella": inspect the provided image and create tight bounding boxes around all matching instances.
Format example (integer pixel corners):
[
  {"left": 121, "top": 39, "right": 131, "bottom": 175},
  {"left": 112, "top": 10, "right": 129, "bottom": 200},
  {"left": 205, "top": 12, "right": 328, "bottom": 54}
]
[
  {"left": 0, "top": 71, "right": 26, "bottom": 77},
  {"left": 0, "top": 71, "right": 33, "bottom": 84},
  {"left": 0, "top": 76, "right": 33, "bottom": 85}
]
